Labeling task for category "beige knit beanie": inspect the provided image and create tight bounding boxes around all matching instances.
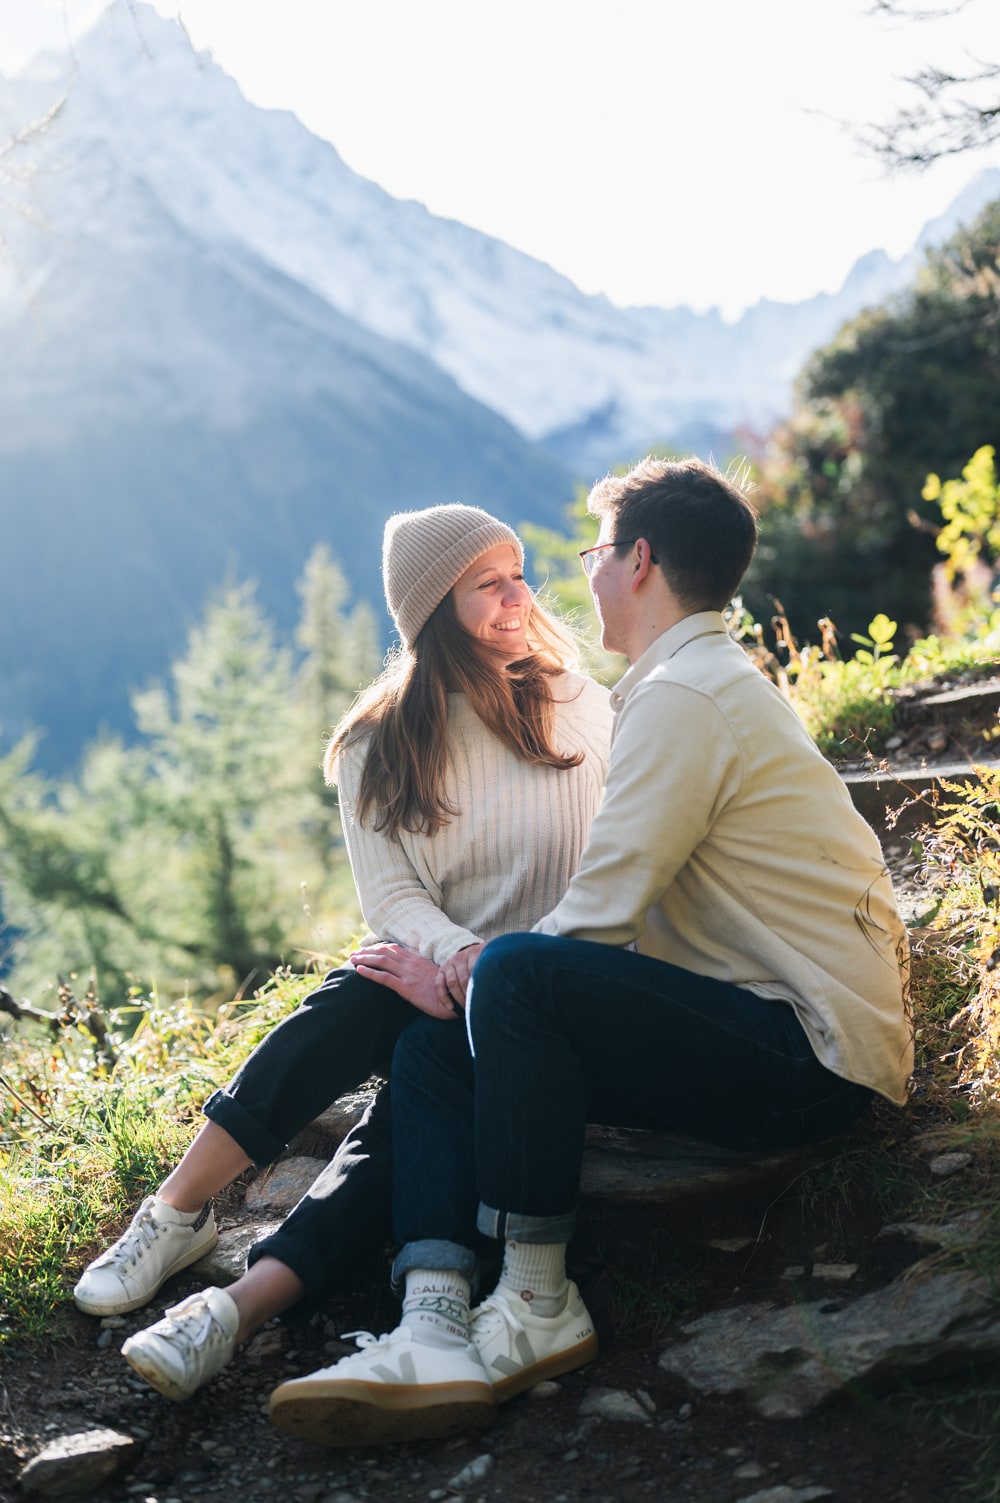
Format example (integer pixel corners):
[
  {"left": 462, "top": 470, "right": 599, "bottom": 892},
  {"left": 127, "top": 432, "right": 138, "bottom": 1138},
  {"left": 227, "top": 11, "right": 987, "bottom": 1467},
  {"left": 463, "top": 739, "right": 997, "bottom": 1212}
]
[{"left": 383, "top": 504, "right": 524, "bottom": 647}]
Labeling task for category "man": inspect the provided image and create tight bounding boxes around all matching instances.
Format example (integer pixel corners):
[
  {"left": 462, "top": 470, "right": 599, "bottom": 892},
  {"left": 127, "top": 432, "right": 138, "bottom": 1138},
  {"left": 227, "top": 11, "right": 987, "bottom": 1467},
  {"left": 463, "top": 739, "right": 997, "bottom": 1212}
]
[{"left": 269, "top": 456, "right": 912, "bottom": 1447}]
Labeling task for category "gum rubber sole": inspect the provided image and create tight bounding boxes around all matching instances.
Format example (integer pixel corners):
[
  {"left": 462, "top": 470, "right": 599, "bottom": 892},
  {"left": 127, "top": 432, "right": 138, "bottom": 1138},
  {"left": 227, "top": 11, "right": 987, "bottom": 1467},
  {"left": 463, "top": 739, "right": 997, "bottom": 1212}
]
[
  {"left": 491, "top": 1331, "right": 600, "bottom": 1402},
  {"left": 269, "top": 1378, "right": 497, "bottom": 1447}
]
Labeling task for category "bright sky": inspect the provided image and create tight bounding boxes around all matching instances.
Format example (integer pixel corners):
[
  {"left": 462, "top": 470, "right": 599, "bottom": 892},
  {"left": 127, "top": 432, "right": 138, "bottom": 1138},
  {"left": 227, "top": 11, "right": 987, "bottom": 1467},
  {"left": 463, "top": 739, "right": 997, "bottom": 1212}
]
[{"left": 4, "top": 0, "right": 1000, "bottom": 315}]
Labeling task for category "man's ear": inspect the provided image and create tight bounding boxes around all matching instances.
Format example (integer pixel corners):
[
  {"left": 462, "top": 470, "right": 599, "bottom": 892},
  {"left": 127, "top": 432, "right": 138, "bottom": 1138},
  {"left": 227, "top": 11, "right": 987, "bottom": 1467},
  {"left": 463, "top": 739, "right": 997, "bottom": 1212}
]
[{"left": 629, "top": 538, "right": 656, "bottom": 592}]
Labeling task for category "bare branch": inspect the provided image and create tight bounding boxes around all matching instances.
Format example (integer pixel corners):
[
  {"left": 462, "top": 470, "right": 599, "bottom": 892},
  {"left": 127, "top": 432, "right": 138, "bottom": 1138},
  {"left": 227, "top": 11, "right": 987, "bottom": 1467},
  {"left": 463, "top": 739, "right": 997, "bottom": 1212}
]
[
  {"left": 859, "top": 3, "right": 1000, "bottom": 167},
  {"left": 0, "top": 975, "right": 118, "bottom": 1069},
  {"left": 867, "top": 1, "right": 974, "bottom": 19}
]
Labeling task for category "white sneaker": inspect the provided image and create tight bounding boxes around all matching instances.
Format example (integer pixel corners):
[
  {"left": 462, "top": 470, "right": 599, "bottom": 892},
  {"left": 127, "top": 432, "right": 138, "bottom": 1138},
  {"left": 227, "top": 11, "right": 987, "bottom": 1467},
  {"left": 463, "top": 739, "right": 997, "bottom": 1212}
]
[
  {"left": 269, "top": 1326, "right": 496, "bottom": 1447},
  {"left": 121, "top": 1286, "right": 239, "bottom": 1401},
  {"left": 73, "top": 1196, "right": 218, "bottom": 1316},
  {"left": 471, "top": 1280, "right": 599, "bottom": 1400}
]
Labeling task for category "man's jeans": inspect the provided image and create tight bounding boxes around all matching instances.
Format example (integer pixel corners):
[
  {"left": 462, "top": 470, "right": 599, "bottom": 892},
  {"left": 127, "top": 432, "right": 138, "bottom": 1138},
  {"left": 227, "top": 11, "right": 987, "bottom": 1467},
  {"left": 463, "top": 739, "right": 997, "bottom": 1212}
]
[
  {"left": 391, "top": 934, "right": 874, "bottom": 1282},
  {"left": 203, "top": 965, "right": 416, "bottom": 1300}
]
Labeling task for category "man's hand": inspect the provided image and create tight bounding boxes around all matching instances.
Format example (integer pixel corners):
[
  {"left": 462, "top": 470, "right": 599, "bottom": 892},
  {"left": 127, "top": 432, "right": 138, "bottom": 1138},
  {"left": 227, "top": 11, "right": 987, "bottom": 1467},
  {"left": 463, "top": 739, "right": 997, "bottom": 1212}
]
[
  {"left": 350, "top": 942, "right": 459, "bottom": 1020},
  {"left": 435, "top": 942, "right": 485, "bottom": 1013}
]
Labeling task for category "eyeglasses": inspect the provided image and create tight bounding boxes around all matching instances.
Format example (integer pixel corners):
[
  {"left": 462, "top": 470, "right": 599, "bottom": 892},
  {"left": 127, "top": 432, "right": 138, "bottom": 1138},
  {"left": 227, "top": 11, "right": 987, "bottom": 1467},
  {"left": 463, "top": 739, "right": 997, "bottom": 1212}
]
[{"left": 578, "top": 538, "right": 658, "bottom": 578}]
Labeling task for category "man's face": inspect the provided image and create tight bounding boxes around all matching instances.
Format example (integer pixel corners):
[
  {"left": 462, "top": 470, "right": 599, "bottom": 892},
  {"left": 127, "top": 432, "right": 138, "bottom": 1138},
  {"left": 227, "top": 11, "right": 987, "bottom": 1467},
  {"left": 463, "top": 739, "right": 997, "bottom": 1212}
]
[{"left": 587, "top": 517, "right": 632, "bottom": 657}]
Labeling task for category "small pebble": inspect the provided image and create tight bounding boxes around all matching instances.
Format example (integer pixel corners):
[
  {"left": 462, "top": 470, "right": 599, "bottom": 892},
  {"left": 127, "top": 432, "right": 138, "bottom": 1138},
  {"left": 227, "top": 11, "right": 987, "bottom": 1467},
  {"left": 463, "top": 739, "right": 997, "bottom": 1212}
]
[
  {"left": 811, "top": 1262, "right": 858, "bottom": 1281},
  {"left": 447, "top": 1453, "right": 494, "bottom": 1491},
  {"left": 929, "top": 1152, "right": 973, "bottom": 1177},
  {"left": 678, "top": 1402, "right": 694, "bottom": 1420},
  {"left": 528, "top": 1380, "right": 562, "bottom": 1400},
  {"left": 100, "top": 1315, "right": 127, "bottom": 1330}
]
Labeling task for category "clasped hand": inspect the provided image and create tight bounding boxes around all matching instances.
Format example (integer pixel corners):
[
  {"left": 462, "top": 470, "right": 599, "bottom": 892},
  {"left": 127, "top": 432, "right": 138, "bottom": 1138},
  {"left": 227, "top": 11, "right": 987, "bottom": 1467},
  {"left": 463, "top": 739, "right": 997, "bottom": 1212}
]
[{"left": 350, "top": 941, "right": 482, "bottom": 1019}]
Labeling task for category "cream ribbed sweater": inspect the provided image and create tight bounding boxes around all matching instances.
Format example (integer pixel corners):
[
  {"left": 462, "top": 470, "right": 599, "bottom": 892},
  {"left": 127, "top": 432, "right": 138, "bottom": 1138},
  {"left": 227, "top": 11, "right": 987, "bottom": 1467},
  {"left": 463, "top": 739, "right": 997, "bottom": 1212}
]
[{"left": 334, "top": 673, "right": 612, "bottom": 965}]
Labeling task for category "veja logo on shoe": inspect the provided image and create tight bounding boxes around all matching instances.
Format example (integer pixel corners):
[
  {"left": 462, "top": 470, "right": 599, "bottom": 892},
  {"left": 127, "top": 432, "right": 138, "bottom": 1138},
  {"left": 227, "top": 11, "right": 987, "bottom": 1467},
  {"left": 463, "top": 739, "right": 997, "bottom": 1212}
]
[
  {"left": 365, "top": 1349, "right": 420, "bottom": 1386},
  {"left": 487, "top": 1328, "right": 538, "bottom": 1378}
]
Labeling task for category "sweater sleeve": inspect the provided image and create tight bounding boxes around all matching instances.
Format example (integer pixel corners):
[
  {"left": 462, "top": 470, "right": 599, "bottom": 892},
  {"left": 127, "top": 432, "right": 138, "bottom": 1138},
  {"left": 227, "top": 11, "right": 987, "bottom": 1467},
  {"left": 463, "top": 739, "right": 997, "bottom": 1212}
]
[
  {"left": 534, "top": 679, "right": 742, "bottom": 946},
  {"left": 333, "top": 741, "right": 482, "bottom": 963}
]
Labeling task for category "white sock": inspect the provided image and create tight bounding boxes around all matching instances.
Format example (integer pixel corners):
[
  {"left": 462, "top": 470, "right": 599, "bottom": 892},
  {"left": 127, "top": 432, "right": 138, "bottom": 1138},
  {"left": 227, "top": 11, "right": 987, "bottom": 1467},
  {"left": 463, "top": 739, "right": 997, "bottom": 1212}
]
[
  {"left": 497, "top": 1241, "right": 569, "bottom": 1317},
  {"left": 401, "top": 1269, "right": 472, "bottom": 1348},
  {"left": 153, "top": 1196, "right": 205, "bottom": 1225}
]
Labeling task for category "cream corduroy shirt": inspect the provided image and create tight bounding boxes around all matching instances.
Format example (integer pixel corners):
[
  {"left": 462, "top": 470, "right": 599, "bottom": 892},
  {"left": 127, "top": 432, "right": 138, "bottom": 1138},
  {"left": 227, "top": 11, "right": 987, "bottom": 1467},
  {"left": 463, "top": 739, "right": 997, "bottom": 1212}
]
[
  {"left": 534, "top": 614, "right": 913, "bottom": 1105},
  {"left": 334, "top": 672, "right": 612, "bottom": 965}
]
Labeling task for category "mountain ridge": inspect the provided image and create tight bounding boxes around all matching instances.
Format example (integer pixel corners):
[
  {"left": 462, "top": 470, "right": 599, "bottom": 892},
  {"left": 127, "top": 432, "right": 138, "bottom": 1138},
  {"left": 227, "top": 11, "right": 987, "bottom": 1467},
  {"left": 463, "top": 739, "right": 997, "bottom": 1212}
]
[{"left": 3, "top": 0, "right": 998, "bottom": 772}]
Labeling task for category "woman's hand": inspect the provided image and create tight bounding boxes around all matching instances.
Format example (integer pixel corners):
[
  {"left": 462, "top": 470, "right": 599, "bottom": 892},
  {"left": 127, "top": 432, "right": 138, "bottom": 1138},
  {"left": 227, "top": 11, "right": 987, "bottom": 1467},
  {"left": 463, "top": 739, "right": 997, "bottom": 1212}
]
[
  {"left": 436, "top": 942, "right": 485, "bottom": 1013},
  {"left": 350, "top": 942, "right": 459, "bottom": 1020}
]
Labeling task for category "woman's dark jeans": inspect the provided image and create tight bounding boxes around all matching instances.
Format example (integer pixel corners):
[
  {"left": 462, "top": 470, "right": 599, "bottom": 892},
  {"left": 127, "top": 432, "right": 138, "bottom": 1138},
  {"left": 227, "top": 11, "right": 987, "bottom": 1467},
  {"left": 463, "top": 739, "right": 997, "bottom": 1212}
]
[
  {"left": 202, "top": 965, "right": 416, "bottom": 1301},
  {"left": 391, "top": 934, "right": 873, "bottom": 1279}
]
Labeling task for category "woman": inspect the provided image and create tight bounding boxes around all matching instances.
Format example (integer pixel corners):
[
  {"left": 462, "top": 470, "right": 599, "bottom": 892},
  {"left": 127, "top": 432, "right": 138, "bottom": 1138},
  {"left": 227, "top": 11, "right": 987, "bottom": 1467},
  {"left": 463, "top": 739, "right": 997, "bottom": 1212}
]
[{"left": 73, "top": 502, "right": 611, "bottom": 1401}]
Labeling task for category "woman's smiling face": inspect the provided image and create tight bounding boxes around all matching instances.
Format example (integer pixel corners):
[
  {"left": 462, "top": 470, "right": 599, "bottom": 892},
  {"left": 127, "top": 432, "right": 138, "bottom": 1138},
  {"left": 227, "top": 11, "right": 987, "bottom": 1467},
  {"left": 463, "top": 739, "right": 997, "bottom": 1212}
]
[{"left": 451, "top": 543, "right": 532, "bottom": 661}]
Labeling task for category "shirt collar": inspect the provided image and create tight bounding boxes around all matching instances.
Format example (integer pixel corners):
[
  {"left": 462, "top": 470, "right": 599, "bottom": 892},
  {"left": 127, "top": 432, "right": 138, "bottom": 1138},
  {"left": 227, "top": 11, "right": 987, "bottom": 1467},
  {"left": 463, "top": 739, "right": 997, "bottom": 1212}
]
[{"left": 611, "top": 611, "right": 729, "bottom": 706}]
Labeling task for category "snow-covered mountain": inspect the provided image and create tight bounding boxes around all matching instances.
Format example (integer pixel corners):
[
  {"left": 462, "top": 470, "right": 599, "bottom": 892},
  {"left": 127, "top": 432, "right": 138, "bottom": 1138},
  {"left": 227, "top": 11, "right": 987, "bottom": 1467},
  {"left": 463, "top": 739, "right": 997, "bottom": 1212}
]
[
  {"left": 7, "top": 1, "right": 998, "bottom": 475},
  {"left": 2, "top": 0, "right": 998, "bottom": 771}
]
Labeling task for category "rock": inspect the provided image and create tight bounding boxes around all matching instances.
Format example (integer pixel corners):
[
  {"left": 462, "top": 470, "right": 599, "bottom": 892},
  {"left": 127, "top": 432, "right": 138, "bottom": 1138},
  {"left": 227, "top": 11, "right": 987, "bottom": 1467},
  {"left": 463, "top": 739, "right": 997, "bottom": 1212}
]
[
  {"left": 19, "top": 1429, "right": 141, "bottom": 1496},
  {"left": 659, "top": 1267, "right": 1000, "bottom": 1419},
  {"left": 264, "top": 1111, "right": 843, "bottom": 1214},
  {"left": 244, "top": 1326, "right": 286, "bottom": 1363},
  {"left": 288, "top": 1088, "right": 378, "bottom": 1156},
  {"left": 447, "top": 1452, "right": 494, "bottom": 1491},
  {"left": 244, "top": 1157, "right": 329, "bottom": 1211},
  {"left": 734, "top": 1461, "right": 767, "bottom": 1479},
  {"left": 527, "top": 1380, "right": 562, "bottom": 1400},
  {"left": 578, "top": 1387, "right": 653, "bottom": 1425},
  {"left": 811, "top": 1263, "right": 857, "bottom": 1281},
  {"left": 928, "top": 1152, "right": 973, "bottom": 1177},
  {"left": 192, "top": 1219, "right": 284, "bottom": 1282},
  {"left": 878, "top": 1212, "right": 984, "bottom": 1249},
  {"left": 579, "top": 1127, "right": 825, "bottom": 1204},
  {"left": 707, "top": 1236, "right": 757, "bottom": 1253},
  {"left": 736, "top": 1488, "right": 832, "bottom": 1503}
]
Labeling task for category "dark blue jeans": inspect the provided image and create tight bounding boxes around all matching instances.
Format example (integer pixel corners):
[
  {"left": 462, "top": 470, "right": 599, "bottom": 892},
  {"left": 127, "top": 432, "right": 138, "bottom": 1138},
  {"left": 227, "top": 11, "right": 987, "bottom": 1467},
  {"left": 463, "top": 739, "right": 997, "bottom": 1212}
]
[
  {"left": 203, "top": 965, "right": 416, "bottom": 1299},
  {"left": 391, "top": 934, "right": 873, "bottom": 1279}
]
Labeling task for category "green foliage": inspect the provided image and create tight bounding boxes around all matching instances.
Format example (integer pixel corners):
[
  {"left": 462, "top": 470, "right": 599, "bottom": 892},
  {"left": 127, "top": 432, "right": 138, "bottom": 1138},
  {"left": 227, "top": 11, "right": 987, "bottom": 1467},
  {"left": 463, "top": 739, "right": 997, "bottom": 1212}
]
[
  {"left": 0, "top": 568, "right": 369, "bottom": 1008},
  {"left": 925, "top": 443, "right": 1000, "bottom": 584},
  {"left": 746, "top": 199, "right": 1000, "bottom": 644},
  {"left": 0, "top": 968, "right": 317, "bottom": 1344}
]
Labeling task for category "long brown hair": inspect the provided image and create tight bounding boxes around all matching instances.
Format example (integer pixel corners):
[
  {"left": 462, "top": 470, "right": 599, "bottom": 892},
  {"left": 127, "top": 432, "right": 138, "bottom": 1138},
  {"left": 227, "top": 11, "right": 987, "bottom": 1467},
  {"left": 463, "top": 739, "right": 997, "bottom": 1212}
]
[{"left": 324, "top": 590, "right": 585, "bottom": 837}]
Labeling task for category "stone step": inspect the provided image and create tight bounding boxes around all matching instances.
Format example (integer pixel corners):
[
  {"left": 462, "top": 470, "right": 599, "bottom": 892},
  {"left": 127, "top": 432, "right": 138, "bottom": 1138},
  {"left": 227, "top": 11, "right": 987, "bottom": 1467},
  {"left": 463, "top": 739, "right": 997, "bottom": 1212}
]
[
  {"left": 274, "top": 1095, "right": 822, "bottom": 1212},
  {"left": 894, "top": 677, "right": 1000, "bottom": 729},
  {"left": 839, "top": 755, "right": 1000, "bottom": 838}
]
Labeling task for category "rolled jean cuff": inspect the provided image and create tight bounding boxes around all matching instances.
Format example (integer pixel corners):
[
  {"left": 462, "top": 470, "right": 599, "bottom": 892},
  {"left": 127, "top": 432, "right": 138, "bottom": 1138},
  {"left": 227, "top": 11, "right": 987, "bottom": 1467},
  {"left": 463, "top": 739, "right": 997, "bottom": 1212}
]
[
  {"left": 390, "top": 1239, "right": 478, "bottom": 1296},
  {"left": 203, "top": 1089, "right": 284, "bottom": 1167},
  {"left": 476, "top": 1202, "right": 577, "bottom": 1245}
]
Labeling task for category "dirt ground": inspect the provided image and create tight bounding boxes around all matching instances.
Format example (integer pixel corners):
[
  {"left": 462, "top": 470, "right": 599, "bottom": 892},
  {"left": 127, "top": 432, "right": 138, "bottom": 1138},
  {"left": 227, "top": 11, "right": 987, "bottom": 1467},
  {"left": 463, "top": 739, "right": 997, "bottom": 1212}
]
[{"left": 2, "top": 1182, "right": 996, "bottom": 1503}]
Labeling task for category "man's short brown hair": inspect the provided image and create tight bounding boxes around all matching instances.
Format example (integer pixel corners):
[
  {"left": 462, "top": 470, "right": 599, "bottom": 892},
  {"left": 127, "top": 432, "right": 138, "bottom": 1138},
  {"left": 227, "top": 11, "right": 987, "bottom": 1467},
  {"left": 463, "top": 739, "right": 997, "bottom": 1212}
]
[{"left": 588, "top": 456, "right": 759, "bottom": 611}]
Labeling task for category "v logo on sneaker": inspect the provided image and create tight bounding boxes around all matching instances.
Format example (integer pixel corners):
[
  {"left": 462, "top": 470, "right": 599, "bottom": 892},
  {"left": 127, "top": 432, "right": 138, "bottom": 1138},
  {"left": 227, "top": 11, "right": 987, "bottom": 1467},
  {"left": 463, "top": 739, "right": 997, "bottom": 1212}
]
[{"left": 367, "top": 1350, "right": 418, "bottom": 1385}]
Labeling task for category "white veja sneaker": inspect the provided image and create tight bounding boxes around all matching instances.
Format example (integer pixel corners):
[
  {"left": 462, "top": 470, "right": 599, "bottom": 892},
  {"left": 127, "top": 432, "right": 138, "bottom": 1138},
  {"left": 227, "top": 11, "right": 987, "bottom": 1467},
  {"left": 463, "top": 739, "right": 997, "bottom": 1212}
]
[
  {"left": 121, "top": 1286, "right": 239, "bottom": 1401},
  {"left": 471, "top": 1280, "right": 599, "bottom": 1400},
  {"left": 269, "top": 1326, "right": 496, "bottom": 1447},
  {"left": 73, "top": 1196, "right": 218, "bottom": 1316}
]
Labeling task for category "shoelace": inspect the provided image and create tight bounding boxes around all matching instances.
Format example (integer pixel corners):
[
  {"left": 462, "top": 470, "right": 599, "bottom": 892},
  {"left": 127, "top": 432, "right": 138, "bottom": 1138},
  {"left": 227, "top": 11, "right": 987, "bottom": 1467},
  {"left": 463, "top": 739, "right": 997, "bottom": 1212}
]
[
  {"left": 96, "top": 1204, "right": 161, "bottom": 1271},
  {"left": 340, "top": 1328, "right": 407, "bottom": 1350},
  {"left": 470, "top": 1294, "right": 515, "bottom": 1342},
  {"left": 163, "top": 1298, "right": 227, "bottom": 1354}
]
